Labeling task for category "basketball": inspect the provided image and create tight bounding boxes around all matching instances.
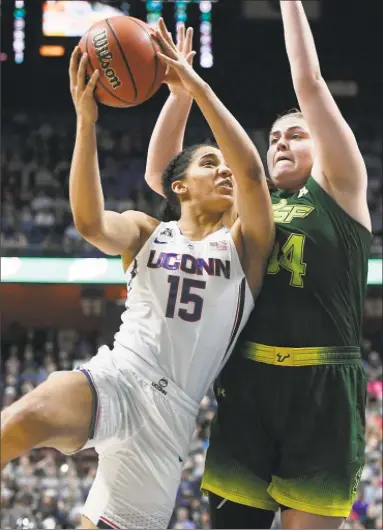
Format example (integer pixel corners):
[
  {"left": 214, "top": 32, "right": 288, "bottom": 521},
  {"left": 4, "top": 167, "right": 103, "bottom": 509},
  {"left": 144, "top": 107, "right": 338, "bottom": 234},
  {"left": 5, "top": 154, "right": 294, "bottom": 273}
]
[{"left": 78, "top": 16, "right": 166, "bottom": 108}]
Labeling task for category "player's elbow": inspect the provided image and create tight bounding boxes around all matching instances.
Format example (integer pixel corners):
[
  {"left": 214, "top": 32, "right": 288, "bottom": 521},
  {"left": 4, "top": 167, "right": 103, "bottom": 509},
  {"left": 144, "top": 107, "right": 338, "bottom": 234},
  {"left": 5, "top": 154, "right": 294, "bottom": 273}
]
[
  {"left": 144, "top": 173, "right": 165, "bottom": 197},
  {"left": 144, "top": 172, "right": 153, "bottom": 188},
  {"left": 73, "top": 215, "right": 103, "bottom": 239},
  {"left": 293, "top": 71, "right": 323, "bottom": 96}
]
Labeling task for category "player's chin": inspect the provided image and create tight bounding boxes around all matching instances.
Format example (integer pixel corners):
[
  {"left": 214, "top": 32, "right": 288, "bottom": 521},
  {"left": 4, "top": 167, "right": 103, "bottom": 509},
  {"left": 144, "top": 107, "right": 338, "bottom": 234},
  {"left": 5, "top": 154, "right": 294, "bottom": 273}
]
[
  {"left": 216, "top": 186, "right": 234, "bottom": 199},
  {"left": 218, "top": 190, "right": 234, "bottom": 204},
  {"left": 270, "top": 168, "right": 297, "bottom": 188},
  {"left": 216, "top": 195, "right": 234, "bottom": 212}
]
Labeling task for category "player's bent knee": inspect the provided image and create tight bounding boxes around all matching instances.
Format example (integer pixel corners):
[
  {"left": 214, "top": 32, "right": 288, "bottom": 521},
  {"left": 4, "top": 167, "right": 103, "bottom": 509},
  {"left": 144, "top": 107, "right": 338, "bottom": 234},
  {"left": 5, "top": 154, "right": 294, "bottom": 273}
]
[
  {"left": 1, "top": 371, "right": 94, "bottom": 464},
  {"left": 47, "top": 370, "right": 71, "bottom": 381},
  {"left": 1, "top": 398, "right": 58, "bottom": 469}
]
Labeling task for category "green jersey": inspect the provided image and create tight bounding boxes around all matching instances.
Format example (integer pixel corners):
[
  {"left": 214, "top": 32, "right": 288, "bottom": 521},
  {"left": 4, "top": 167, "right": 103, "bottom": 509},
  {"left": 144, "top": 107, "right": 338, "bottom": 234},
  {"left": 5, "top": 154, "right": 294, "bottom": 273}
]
[
  {"left": 202, "top": 177, "right": 371, "bottom": 513},
  {"left": 241, "top": 176, "right": 372, "bottom": 348}
]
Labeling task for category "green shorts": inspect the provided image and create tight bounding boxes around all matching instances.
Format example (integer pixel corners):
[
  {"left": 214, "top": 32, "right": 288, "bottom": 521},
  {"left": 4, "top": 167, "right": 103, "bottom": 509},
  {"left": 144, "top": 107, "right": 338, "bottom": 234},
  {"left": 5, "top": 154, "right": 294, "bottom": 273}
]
[{"left": 202, "top": 342, "right": 367, "bottom": 517}]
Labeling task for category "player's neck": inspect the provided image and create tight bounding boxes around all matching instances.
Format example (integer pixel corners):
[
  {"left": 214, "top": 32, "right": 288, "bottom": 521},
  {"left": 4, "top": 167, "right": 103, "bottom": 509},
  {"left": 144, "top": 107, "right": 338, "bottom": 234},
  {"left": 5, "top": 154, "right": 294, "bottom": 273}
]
[
  {"left": 273, "top": 173, "right": 309, "bottom": 193},
  {"left": 178, "top": 209, "right": 224, "bottom": 241}
]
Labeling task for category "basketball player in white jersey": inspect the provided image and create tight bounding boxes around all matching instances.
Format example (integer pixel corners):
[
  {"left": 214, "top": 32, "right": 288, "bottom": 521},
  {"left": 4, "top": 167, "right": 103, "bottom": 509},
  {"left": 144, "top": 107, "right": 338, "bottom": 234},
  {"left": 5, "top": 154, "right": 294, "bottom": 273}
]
[{"left": 1, "top": 20, "right": 274, "bottom": 529}]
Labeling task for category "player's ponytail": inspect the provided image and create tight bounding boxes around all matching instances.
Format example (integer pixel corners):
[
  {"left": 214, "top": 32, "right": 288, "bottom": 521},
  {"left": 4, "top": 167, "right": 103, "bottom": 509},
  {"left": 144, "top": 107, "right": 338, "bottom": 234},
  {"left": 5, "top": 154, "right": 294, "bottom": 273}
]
[
  {"left": 160, "top": 200, "right": 180, "bottom": 222},
  {"left": 160, "top": 142, "right": 215, "bottom": 222}
]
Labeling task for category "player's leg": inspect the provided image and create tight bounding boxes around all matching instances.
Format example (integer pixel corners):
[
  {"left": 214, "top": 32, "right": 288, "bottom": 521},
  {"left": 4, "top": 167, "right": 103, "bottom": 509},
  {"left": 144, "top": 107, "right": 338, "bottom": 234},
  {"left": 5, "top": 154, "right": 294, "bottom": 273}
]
[
  {"left": 203, "top": 356, "right": 280, "bottom": 527},
  {"left": 209, "top": 492, "right": 275, "bottom": 529},
  {"left": 73, "top": 345, "right": 197, "bottom": 529},
  {"left": 268, "top": 358, "right": 366, "bottom": 527},
  {"left": 81, "top": 515, "right": 99, "bottom": 529},
  {"left": 80, "top": 398, "right": 189, "bottom": 529},
  {"left": 1, "top": 370, "right": 93, "bottom": 470},
  {"left": 281, "top": 508, "right": 344, "bottom": 529}
]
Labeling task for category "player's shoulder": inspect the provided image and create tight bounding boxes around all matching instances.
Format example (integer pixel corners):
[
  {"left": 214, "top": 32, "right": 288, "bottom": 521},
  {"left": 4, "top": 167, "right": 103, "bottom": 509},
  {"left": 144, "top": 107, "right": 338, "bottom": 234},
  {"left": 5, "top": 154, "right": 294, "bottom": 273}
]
[
  {"left": 120, "top": 210, "right": 160, "bottom": 234},
  {"left": 120, "top": 211, "right": 160, "bottom": 271}
]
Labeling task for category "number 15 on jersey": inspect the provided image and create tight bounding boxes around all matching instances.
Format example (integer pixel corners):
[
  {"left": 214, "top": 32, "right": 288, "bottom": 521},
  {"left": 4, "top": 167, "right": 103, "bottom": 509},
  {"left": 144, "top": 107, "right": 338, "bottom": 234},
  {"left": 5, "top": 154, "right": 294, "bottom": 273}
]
[{"left": 166, "top": 275, "right": 206, "bottom": 322}]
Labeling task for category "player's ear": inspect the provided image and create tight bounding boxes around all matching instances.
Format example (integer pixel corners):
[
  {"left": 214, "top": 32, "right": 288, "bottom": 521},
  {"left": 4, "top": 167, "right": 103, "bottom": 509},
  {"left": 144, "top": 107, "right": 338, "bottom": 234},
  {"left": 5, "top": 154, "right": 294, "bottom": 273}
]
[{"left": 171, "top": 180, "right": 187, "bottom": 197}]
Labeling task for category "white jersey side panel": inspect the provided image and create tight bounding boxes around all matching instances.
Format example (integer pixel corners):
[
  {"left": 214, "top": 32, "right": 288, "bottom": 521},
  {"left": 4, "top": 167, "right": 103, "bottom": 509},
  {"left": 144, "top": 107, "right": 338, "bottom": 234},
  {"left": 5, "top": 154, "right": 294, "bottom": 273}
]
[{"left": 114, "top": 221, "right": 254, "bottom": 403}]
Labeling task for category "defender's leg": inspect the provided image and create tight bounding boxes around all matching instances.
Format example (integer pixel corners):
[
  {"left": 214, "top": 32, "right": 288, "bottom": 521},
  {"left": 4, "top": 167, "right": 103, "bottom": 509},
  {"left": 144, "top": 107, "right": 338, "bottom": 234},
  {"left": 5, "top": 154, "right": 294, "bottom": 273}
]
[
  {"left": 281, "top": 509, "right": 344, "bottom": 529},
  {"left": 269, "top": 361, "right": 366, "bottom": 529}
]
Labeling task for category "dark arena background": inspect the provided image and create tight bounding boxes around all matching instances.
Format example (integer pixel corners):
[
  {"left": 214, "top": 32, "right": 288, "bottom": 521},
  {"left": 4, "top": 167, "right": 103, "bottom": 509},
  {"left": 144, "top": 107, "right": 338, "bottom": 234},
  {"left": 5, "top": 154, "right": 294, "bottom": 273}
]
[{"left": 1, "top": 1, "right": 382, "bottom": 528}]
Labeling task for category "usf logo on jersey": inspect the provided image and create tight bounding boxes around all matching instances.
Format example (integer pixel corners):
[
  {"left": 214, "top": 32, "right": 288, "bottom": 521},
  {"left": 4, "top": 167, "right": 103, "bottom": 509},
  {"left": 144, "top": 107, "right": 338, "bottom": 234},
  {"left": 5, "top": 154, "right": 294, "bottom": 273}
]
[
  {"left": 298, "top": 186, "right": 309, "bottom": 198},
  {"left": 272, "top": 199, "right": 314, "bottom": 224}
]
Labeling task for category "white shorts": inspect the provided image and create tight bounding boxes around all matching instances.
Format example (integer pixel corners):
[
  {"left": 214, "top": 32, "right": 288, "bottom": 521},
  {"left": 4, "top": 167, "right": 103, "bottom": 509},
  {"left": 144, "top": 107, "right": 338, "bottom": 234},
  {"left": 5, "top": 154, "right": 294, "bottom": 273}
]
[{"left": 74, "top": 345, "right": 199, "bottom": 529}]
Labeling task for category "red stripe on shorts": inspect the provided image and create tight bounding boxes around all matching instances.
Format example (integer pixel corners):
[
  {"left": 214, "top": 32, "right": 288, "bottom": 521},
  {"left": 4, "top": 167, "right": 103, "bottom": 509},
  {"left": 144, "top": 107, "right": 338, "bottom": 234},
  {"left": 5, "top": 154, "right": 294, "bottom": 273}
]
[{"left": 99, "top": 515, "right": 121, "bottom": 529}]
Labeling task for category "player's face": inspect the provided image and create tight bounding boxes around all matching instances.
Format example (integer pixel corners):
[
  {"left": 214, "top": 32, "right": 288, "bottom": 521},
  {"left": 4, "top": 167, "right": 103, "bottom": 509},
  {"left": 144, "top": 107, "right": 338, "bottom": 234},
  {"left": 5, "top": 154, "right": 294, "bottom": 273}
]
[
  {"left": 267, "top": 117, "right": 314, "bottom": 190},
  {"left": 175, "top": 146, "right": 234, "bottom": 212}
]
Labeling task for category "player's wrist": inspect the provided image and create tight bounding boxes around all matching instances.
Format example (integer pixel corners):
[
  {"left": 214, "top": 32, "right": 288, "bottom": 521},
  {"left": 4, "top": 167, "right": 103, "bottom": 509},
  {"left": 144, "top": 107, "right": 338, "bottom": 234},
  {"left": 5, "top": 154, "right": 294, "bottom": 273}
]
[
  {"left": 168, "top": 89, "right": 193, "bottom": 102},
  {"left": 188, "top": 78, "right": 210, "bottom": 100},
  {"left": 76, "top": 115, "right": 97, "bottom": 130}
]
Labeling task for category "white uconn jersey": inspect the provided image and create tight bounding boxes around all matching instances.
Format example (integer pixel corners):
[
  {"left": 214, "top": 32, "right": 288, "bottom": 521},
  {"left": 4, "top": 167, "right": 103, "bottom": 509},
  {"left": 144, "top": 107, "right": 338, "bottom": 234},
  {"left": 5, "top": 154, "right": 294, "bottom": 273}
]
[{"left": 114, "top": 221, "right": 253, "bottom": 403}]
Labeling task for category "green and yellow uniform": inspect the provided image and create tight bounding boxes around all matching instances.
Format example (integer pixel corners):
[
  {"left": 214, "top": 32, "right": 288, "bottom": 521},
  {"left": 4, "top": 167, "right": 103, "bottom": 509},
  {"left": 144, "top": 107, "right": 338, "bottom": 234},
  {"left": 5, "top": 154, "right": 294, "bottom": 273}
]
[{"left": 202, "top": 176, "right": 372, "bottom": 517}]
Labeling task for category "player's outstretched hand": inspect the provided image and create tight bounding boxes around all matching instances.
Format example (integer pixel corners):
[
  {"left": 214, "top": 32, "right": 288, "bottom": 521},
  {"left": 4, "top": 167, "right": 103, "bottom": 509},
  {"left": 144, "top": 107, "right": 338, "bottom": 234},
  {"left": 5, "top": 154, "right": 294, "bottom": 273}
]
[
  {"left": 165, "top": 23, "right": 196, "bottom": 97},
  {"left": 155, "top": 18, "right": 204, "bottom": 98},
  {"left": 69, "top": 47, "right": 99, "bottom": 124}
]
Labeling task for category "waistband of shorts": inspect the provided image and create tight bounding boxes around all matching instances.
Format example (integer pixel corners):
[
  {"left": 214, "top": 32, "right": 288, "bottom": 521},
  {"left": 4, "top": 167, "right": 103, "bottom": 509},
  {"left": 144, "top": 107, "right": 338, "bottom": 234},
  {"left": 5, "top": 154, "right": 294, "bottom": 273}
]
[
  {"left": 113, "top": 343, "right": 199, "bottom": 418},
  {"left": 241, "top": 342, "right": 361, "bottom": 367}
]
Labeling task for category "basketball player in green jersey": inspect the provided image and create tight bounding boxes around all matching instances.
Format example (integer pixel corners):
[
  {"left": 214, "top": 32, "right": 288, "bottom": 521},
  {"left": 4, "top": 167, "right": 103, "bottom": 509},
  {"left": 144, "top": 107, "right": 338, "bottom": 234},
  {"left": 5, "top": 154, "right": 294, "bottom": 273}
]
[{"left": 145, "top": 5, "right": 372, "bottom": 529}]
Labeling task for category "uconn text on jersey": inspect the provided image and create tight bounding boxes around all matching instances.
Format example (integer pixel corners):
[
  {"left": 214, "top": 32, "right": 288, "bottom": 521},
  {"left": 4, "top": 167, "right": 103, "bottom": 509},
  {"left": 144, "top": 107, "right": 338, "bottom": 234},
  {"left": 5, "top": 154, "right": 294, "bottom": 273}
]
[{"left": 147, "top": 250, "right": 231, "bottom": 279}]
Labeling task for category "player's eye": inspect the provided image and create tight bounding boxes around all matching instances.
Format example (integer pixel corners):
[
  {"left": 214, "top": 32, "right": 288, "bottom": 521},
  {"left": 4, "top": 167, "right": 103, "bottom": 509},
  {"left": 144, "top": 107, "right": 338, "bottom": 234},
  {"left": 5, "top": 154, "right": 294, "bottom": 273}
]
[
  {"left": 203, "top": 160, "right": 215, "bottom": 167},
  {"left": 270, "top": 137, "right": 278, "bottom": 144},
  {"left": 292, "top": 133, "right": 302, "bottom": 140}
]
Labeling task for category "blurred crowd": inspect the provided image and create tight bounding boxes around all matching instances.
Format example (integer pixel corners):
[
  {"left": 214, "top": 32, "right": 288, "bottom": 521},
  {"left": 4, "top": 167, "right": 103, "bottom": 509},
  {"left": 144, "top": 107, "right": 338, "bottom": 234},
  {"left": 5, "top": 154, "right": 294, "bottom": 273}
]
[
  {"left": 1, "top": 111, "right": 161, "bottom": 258},
  {"left": 1, "top": 322, "right": 382, "bottom": 530},
  {"left": 1, "top": 111, "right": 382, "bottom": 258}
]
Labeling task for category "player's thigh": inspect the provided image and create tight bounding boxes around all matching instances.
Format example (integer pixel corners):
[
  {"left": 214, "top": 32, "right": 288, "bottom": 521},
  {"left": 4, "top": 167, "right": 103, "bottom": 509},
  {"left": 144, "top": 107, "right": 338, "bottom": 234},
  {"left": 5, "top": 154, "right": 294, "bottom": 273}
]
[
  {"left": 213, "top": 356, "right": 277, "bottom": 480},
  {"left": 281, "top": 509, "right": 344, "bottom": 529},
  {"left": 203, "top": 360, "right": 279, "bottom": 518},
  {"left": 82, "top": 436, "right": 184, "bottom": 529},
  {"left": 285, "top": 362, "right": 367, "bottom": 467},
  {"left": 209, "top": 492, "right": 275, "bottom": 530},
  {"left": 2, "top": 370, "right": 93, "bottom": 454},
  {"left": 269, "top": 362, "right": 366, "bottom": 518}
]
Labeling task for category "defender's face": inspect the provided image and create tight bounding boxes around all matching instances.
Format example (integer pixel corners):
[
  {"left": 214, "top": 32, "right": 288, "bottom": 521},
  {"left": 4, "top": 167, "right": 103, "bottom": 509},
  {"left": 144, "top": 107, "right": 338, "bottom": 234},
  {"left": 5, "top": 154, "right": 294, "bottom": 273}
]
[{"left": 267, "top": 117, "right": 314, "bottom": 190}]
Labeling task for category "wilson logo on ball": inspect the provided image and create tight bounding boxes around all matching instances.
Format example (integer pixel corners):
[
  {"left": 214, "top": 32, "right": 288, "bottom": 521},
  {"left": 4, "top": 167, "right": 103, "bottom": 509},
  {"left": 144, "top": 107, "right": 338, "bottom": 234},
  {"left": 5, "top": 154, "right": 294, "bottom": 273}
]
[{"left": 92, "top": 29, "right": 121, "bottom": 90}]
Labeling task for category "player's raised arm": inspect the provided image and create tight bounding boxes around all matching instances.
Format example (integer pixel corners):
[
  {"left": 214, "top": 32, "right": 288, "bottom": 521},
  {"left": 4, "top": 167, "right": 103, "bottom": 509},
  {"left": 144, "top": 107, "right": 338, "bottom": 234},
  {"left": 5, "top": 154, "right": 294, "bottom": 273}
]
[
  {"left": 155, "top": 19, "right": 274, "bottom": 292},
  {"left": 69, "top": 47, "right": 158, "bottom": 259},
  {"left": 145, "top": 24, "right": 194, "bottom": 197},
  {"left": 280, "top": 1, "right": 370, "bottom": 228}
]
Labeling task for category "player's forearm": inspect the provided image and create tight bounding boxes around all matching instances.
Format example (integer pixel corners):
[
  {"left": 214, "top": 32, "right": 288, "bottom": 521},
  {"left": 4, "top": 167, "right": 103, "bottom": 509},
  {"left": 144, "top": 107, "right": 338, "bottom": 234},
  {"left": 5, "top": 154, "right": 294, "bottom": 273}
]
[
  {"left": 69, "top": 119, "right": 105, "bottom": 236},
  {"left": 193, "top": 83, "right": 264, "bottom": 183},
  {"left": 145, "top": 92, "right": 193, "bottom": 196},
  {"left": 280, "top": 1, "right": 321, "bottom": 87}
]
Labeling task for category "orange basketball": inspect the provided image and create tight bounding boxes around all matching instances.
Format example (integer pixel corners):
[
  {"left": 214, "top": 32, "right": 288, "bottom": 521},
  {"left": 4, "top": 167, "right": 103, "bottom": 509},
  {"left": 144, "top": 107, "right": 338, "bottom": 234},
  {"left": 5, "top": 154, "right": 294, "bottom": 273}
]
[{"left": 78, "top": 16, "right": 166, "bottom": 108}]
